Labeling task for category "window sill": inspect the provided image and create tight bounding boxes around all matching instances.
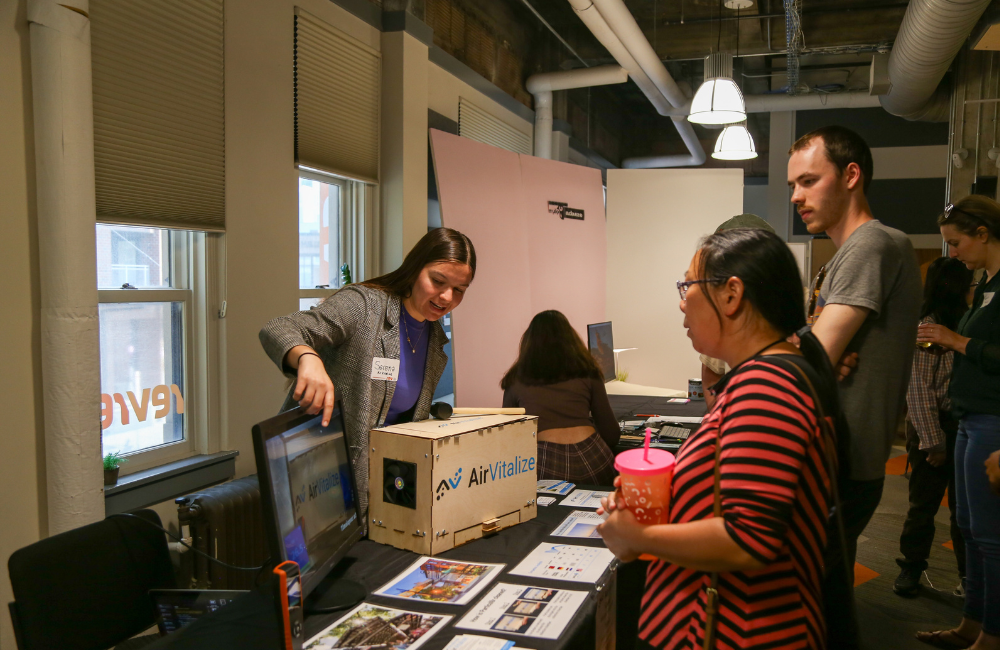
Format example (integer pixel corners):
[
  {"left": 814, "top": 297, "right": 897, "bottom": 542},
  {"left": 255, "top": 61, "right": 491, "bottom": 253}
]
[{"left": 104, "top": 451, "right": 239, "bottom": 516}]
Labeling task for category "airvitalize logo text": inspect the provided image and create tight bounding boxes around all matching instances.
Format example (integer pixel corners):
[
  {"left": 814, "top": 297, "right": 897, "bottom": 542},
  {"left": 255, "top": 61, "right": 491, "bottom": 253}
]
[
  {"left": 468, "top": 455, "right": 535, "bottom": 486},
  {"left": 435, "top": 455, "right": 536, "bottom": 500}
]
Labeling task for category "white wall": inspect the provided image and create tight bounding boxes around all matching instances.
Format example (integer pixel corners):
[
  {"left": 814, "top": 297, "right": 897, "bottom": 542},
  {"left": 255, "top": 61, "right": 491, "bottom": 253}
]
[
  {"left": 0, "top": 2, "right": 46, "bottom": 647},
  {"left": 606, "top": 168, "right": 744, "bottom": 391}
]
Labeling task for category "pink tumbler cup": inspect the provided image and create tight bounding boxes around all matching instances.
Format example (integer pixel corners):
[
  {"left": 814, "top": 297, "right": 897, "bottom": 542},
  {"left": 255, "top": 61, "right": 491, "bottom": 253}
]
[{"left": 614, "top": 444, "right": 675, "bottom": 525}]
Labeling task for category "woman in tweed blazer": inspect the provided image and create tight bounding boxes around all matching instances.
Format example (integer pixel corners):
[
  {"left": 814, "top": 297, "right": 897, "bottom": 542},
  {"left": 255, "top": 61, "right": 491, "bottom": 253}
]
[{"left": 259, "top": 228, "right": 476, "bottom": 521}]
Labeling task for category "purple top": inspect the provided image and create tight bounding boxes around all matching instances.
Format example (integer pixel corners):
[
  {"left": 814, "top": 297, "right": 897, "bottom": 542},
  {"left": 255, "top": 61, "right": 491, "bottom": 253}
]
[{"left": 386, "top": 307, "right": 430, "bottom": 424}]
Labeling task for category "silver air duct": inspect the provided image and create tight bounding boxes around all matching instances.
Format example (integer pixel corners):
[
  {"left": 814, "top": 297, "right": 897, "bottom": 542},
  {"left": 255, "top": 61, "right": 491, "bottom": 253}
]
[{"left": 880, "top": 0, "right": 992, "bottom": 122}]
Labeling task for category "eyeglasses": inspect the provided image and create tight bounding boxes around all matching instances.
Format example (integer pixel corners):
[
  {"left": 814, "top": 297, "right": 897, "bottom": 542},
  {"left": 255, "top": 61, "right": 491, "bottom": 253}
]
[{"left": 676, "top": 278, "right": 727, "bottom": 300}]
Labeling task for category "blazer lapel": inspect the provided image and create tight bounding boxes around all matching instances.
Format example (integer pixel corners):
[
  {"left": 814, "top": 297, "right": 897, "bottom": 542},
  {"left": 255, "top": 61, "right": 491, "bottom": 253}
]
[{"left": 375, "top": 294, "right": 402, "bottom": 425}]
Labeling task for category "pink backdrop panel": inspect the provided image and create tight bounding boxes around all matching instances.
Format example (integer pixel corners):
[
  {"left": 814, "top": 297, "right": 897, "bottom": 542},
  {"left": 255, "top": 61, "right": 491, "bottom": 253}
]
[
  {"left": 518, "top": 154, "right": 607, "bottom": 343},
  {"left": 429, "top": 129, "right": 533, "bottom": 407}
]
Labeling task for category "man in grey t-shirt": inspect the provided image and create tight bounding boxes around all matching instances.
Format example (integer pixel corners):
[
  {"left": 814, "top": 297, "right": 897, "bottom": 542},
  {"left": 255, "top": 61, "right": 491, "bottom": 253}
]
[{"left": 788, "top": 126, "right": 921, "bottom": 649}]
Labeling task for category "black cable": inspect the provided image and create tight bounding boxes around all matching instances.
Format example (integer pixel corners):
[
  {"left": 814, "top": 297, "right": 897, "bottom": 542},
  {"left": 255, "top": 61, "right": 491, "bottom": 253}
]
[{"left": 108, "top": 513, "right": 267, "bottom": 572}]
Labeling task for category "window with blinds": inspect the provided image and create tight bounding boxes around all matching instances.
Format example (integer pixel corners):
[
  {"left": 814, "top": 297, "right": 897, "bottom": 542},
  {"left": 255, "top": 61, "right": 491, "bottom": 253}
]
[
  {"left": 294, "top": 9, "right": 381, "bottom": 184},
  {"left": 458, "top": 98, "right": 532, "bottom": 156},
  {"left": 90, "top": 0, "right": 226, "bottom": 232}
]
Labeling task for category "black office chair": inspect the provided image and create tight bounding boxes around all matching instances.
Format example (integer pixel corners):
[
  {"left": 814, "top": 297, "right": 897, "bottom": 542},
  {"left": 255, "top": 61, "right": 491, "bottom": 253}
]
[{"left": 8, "top": 509, "right": 176, "bottom": 650}]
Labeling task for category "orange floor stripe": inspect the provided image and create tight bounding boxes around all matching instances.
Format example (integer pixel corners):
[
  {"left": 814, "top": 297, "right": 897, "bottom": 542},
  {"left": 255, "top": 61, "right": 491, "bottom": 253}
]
[
  {"left": 885, "top": 454, "right": 909, "bottom": 476},
  {"left": 943, "top": 540, "right": 954, "bottom": 550},
  {"left": 942, "top": 487, "right": 949, "bottom": 507},
  {"left": 854, "top": 562, "right": 880, "bottom": 587}
]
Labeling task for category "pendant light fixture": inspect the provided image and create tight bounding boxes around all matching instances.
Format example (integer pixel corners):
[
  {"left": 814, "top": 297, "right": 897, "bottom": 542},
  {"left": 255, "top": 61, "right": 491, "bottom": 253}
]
[
  {"left": 712, "top": 123, "right": 757, "bottom": 160},
  {"left": 688, "top": 52, "right": 746, "bottom": 125}
]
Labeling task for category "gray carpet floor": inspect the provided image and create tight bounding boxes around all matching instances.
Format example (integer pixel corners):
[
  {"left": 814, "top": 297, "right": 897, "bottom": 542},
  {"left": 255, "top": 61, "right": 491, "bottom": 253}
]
[{"left": 854, "top": 446, "right": 967, "bottom": 649}]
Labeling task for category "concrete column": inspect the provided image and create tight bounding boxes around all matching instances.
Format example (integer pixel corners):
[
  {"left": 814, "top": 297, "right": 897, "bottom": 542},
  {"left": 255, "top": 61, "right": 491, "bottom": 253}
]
[
  {"left": 27, "top": 0, "right": 104, "bottom": 533},
  {"left": 767, "top": 111, "right": 796, "bottom": 241},
  {"left": 380, "top": 30, "right": 429, "bottom": 273}
]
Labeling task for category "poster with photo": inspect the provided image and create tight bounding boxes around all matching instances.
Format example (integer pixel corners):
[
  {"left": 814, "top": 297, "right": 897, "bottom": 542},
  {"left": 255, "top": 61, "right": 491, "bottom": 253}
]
[
  {"left": 374, "top": 557, "right": 505, "bottom": 605},
  {"left": 551, "top": 511, "right": 607, "bottom": 539},
  {"left": 455, "top": 583, "right": 588, "bottom": 640},
  {"left": 304, "top": 603, "right": 450, "bottom": 650},
  {"left": 560, "top": 490, "right": 610, "bottom": 509},
  {"left": 508, "top": 543, "right": 615, "bottom": 583}
]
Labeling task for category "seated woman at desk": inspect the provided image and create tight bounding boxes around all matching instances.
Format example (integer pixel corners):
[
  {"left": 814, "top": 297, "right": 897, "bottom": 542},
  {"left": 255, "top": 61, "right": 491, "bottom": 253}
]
[
  {"left": 260, "top": 227, "right": 476, "bottom": 522},
  {"left": 501, "top": 310, "right": 619, "bottom": 486},
  {"left": 598, "top": 229, "right": 839, "bottom": 649}
]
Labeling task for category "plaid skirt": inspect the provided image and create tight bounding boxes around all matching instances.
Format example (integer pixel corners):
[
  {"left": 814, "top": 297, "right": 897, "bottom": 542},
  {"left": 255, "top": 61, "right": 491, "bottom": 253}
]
[{"left": 537, "top": 432, "right": 617, "bottom": 486}]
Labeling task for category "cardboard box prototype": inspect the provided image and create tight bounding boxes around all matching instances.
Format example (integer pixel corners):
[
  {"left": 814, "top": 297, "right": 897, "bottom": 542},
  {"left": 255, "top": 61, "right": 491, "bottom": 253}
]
[{"left": 369, "top": 414, "right": 539, "bottom": 555}]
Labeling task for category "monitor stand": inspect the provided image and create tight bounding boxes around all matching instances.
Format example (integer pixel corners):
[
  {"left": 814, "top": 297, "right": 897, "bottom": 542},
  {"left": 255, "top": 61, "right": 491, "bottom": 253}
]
[
  {"left": 304, "top": 579, "right": 366, "bottom": 614},
  {"left": 303, "top": 557, "right": 367, "bottom": 615}
]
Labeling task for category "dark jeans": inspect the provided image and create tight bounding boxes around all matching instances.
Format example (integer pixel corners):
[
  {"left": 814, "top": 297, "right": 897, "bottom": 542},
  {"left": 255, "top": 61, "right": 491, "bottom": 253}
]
[
  {"left": 899, "top": 416, "right": 966, "bottom": 575},
  {"left": 823, "top": 476, "right": 885, "bottom": 650},
  {"left": 955, "top": 414, "right": 1000, "bottom": 636}
]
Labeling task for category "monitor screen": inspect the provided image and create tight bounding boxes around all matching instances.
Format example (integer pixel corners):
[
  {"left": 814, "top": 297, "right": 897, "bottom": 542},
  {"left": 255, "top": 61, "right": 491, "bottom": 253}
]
[
  {"left": 252, "top": 404, "right": 363, "bottom": 599},
  {"left": 587, "top": 321, "right": 615, "bottom": 382}
]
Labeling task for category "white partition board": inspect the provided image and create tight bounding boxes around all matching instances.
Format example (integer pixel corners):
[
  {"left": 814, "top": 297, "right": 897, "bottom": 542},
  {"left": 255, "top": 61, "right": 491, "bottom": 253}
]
[{"left": 605, "top": 168, "right": 744, "bottom": 392}]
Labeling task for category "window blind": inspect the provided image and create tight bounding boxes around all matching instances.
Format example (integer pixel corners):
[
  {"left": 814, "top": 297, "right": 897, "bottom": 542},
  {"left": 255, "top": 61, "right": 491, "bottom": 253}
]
[
  {"left": 295, "top": 9, "right": 381, "bottom": 184},
  {"left": 458, "top": 98, "right": 532, "bottom": 155},
  {"left": 90, "top": 0, "right": 226, "bottom": 232}
]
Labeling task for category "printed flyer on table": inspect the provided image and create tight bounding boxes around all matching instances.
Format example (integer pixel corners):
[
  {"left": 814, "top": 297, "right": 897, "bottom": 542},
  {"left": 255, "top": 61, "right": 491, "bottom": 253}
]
[
  {"left": 455, "top": 583, "right": 588, "bottom": 639},
  {"left": 509, "top": 543, "right": 615, "bottom": 583},
  {"left": 537, "top": 480, "right": 575, "bottom": 495},
  {"left": 304, "top": 603, "right": 450, "bottom": 650},
  {"left": 560, "top": 489, "right": 610, "bottom": 509},
  {"left": 374, "top": 557, "right": 505, "bottom": 605},
  {"left": 551, "top": 510, "right": 607, "bottom": 538}
]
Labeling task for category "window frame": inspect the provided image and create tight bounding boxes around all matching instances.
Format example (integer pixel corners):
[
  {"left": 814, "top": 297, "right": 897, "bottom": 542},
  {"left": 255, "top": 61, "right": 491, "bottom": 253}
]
[
  {"left": 298, "top": 168, "right": 351, "bottom": 305},
  {"left": 97, "top": 227, "right": 222, "bottom": 474}
]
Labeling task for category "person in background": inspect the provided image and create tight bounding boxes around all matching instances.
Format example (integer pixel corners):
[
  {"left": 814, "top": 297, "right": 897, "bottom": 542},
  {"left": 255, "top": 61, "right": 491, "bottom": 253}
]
[
  {"left": 894, "top": 257, "right": 972, "bottom": 598},
  {"left": 502, "top": 310, "right": 619, "bottom": 486},
  {"left": 260, "top": 227, "right": 476, "bottom": 521},
  {"left": 788, "top": 125, "right": 922, "bottom": 649},
  {"left": 598, "top": 229, "right": 838, "bottom": 650},
  {"left": 701, "top": 213, "right": 775, "bottom": 409},
  {"left": 915, "top": 196, "right": 1000, "bottom": 650}
]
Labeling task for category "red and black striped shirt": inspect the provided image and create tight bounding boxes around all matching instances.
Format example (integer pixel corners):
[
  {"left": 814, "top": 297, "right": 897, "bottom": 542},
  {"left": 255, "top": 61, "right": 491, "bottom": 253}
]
[{"left": 639, "top": 356, "right": 832, "bottom": 650}]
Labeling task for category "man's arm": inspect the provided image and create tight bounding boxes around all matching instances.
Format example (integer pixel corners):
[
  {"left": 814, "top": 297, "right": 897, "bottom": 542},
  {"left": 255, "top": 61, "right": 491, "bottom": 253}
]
[{"left": 811, "top": 303, "right": 871, "bottom": 365}]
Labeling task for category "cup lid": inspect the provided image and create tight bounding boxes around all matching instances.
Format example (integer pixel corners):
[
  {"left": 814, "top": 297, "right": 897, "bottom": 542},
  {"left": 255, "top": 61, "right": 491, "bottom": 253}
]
[{"left": 615, "top": 448, "right": 676, "bottom": 476}]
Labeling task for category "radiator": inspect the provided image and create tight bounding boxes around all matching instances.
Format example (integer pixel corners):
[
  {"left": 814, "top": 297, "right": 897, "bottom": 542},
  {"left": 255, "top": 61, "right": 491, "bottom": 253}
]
[{"left": 175, "top": 475, "right": 268, "bottom": 590}]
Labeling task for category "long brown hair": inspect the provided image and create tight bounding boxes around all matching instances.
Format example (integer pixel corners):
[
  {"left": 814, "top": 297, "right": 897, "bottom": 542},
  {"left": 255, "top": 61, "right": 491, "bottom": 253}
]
[
  {"left": 500, "top": 310, "right": 603, "bottom": 389},
  {"left": 360, "top": 227, "right": 476, "bottom": 297},
  {"left": 939, "top": 195, "right": 1000, "bottom": 241}
]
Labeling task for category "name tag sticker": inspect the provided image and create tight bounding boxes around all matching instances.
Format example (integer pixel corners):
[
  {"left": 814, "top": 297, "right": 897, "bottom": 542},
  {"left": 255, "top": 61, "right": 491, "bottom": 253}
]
[
  {"left": 371, "top": 357, "right": 399, "bottom": 382},
  {"left": 984, "top": 292, "right": 995, "bottom": 308}
]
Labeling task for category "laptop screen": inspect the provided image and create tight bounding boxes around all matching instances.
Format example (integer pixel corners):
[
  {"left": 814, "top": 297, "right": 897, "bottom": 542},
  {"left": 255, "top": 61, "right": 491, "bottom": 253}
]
[{"left": 151, "top": 589, "right": 249, "bottom": 636}]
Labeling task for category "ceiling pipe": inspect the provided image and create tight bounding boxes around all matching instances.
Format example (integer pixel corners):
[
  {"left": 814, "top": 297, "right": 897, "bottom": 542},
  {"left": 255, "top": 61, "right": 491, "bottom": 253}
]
[
  {"left": 526, "top": 66, "right": 628, "bottom": 159},
  {"left": 589, "top": 0, "right": 688, "bottom": 108},
  {"left": 567, "top": 0, "right": 706, "bottom": 166},
  {"left": 880, "top": 0, "right": 992, "bottom": 121},
  {"left": 745, "top": 89, "right": 883, "bottom": 112}
]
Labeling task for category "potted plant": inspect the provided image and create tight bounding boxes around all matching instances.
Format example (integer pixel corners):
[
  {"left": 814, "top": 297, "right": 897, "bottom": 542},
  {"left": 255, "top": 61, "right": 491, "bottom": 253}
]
[{"left": 103, "top": 451, "right": 127, "bottom": 486}]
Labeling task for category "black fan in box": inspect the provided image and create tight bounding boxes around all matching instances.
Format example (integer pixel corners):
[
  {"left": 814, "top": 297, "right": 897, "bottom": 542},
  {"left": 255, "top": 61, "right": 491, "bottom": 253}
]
[{"left": 383, "top": 458, "right": 417, "bottom": 510}]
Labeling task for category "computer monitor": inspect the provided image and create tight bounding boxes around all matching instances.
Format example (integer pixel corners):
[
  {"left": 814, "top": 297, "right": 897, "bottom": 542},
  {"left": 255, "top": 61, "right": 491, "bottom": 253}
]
[
  {"left": 587, "top": 321, "right": 615, "bottom": 382},
  {"left": 252, "top": 403, "right": 363, "bottom": 600}
]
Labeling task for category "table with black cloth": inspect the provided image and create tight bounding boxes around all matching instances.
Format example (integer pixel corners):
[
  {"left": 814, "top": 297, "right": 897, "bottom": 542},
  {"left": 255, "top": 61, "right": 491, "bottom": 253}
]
[
  {"left": 146, "top": 487, "right": 648, "bottom": 650},
  {"left": 607, "top": 394, "right": 707, "bottom": 421}
]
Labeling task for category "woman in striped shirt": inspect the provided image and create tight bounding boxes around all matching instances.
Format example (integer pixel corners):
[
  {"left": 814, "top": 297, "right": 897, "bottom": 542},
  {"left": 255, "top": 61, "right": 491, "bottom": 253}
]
[{"left": 599, "top": 229, "right": 838, "bottom": 650}]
